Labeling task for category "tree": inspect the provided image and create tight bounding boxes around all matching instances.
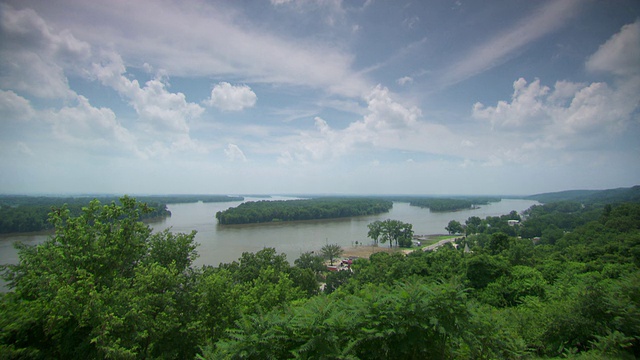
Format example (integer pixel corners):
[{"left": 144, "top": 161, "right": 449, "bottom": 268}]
[
  {"left": 294, "top": 251, "right": 326, "bottom": 274},
  {"left": 367, "top": 220, "right": 383, "bottom": 246},
  {"left": 465, "top": 216, "right": 482, "bottom": 235},
  {"left": 321, "top": 243, "right": 343, "bottom": 266},
  {"left": 0, "top": 197, "right": 202, "bottom": 359},
  {"left": 446, "top": 220, "right": 464, "bottom": 235},
  {"left": 367, "top": 219, "right": 414, "bottom": 248},
  {"left": 487, "top": 232, "right": 511, "bottom": 255}
]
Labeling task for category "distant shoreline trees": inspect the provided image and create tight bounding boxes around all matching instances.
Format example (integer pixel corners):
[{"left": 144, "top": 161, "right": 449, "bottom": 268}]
[
  {"left": 2, "top": 193, "right": 640, "bottom": 358},
  {"left": 215, "top": 198, "right": 393, "bottom": 225},
  {"left": 409, "top": 197, "right": 499, "bottom": 212},
  {"left": 0, "top": 195, "right": 244, "bottom": 234}
]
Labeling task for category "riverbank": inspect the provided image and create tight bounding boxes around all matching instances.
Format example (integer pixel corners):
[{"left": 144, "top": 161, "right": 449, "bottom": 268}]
[{"left": 340, "top": 234, "right": 460, "bottom": 259}]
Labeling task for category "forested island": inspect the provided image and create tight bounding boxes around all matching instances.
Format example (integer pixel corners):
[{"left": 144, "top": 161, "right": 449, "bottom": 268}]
[
  {"left": 215, "top": 198, "right": 393, "bottom": 225},
  {"left": 1, "top": 187, "right": 639, "bottom": 359},
  {"left": 0, "top": 194, "right": 243, "bottom": 234},
  {"left": 407, "top": 197, "right": 500, "bottom": 212},
  {"left": 0, "top": 196, "right": 169, "bottom": 234}
]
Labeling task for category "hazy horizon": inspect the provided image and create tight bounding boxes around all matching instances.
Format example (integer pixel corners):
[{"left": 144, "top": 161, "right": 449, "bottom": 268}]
[{"left": 3, "top": 187, "right": 634, "bottom": 198}]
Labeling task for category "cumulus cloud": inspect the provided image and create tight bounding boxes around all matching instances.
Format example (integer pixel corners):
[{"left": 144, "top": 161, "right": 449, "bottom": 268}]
[
  {"left": 1, "top": 4, "right": 207, "bottom": 159},
  {"left": 357, "top": 85, "right": 421, "bottom": 131},
  {"left": 473, "top": 20, "right": 640, "bottom": 158},
  {"left": 91, "top": 51, "right": 205, "bottom": 152},
  {"left": 473, "top": 77, "right": 635, "bottom": 146},
  {"left": 224, "top": 143, "right": 248, "bottom": 162},
  {"left": 205, "top": 82, "right": 257, "bottom": 111},
  {"left": 586, "top": 20, "right": 640, "bottom": 77},
  {"left": 45, "top": 95, "right": 141, "bottom": 155},
  {"left": 473, "top": 78, "right": 550, "bottom": 130},
  {"left": 277, "top": 85, "right": 461, "bottom": 165},
  {"left": 0, "top": 4, "right": 90, "bottom": 99},
  {"left": 0, "top": 90, "right": 35, "bottom": 122}
]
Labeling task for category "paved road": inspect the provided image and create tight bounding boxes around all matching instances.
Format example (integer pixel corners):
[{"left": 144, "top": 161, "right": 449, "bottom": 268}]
[{"left": 422, "top": 237, "right": 460, "bottom": 251}]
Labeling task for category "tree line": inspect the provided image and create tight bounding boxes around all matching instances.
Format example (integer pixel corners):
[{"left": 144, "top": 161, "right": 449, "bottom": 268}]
[
  {"left": 0, "top": 195, "right": 247, "bottom": 234},
  {"left": 1, "top": 195, "right": 639, "bottom": 358},
  {"left": 408, "top": 197, "right": 500, "bottom": 212},
  {"left": 0, "top": 196, "right": 169, "bottom": 234},
  {"left": 215, "top": 198, "right": 393, "bottom": 225}
]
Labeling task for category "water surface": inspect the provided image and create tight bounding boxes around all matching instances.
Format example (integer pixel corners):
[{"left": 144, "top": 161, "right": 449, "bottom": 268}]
[{"left": 1, "top": 197, "right": 538, "bottom": 268}]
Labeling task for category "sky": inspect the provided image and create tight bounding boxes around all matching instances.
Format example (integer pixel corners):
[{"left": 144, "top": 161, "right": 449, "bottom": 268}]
[{"left": 0, "top": 0, "right": 639, "bottom": 196}]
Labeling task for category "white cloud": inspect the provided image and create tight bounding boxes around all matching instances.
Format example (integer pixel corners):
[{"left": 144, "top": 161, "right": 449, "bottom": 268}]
[
  {"left": 0, "top": 4, "right": 90, "bottom": 99},
  {"left": 0, "top": 90, "right": 35, "bottom": 122},
  {"left": 0, "top": 4, "right": 208, "bottom": 160},
  {"left": 357, "top": 85, "right": 421, "bottom": 131},
  {"left": 45, "top": 95, "right": 142, "bottom": 156},
  {"left": 26, "top": 0, "right": 369, "bottom": 98},
  {"left": 224, "top": 143, "right": 248, "bottom": 162},
  {"left": 397, "top": 76, "right": 413, "bottom": 86},
  {"left": 586, "top": 20, "right": 640, "bottom": 77},
  {"left": 91, "top": 51, "right": 205, "bottom": 153},
  {"left": 440, "top": 0, "right": 582, "bottom": 86},
  {"left": 473, "top": 78, "right": 550, "bottom": 129},
  {"left": 472, "top": 75, "right": 638, "bottom": 161},
  {"left": 277, "top": 85, "right": 464, "bottom": 165},
  {"left": 472, "top": 20, "right": 640, "bottom": 160},
  {"left": 205, "top": 82, "right": 257, "bottom": 111}
]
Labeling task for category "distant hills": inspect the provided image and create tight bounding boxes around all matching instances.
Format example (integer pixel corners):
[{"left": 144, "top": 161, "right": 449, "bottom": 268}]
[{"left": 526, "top": 185, "right": 640, "bottom": 204}]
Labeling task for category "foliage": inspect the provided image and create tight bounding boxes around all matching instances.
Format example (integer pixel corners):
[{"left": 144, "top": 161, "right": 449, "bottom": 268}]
[
  {"left": 321, "top": 243, "right": 343, "bottom": 266},
  {"left": 408, "top": 197, "right": 499, "bottom": 212},
  {"left": 367, "top": 219, "right": 414, "bottom": 248},
  {"left": 446, "top": 220, "right": 464, "bottom": 235},
  {"left": 0, "top": 195, "right": 169, "bottom": 234},
  {"left": 527, "top": 185, "right": 640, "bottom": 205},
  {"left": 294, "top": 251, "right": 326, "bottom": 275},
  {"left": 210, "top": 279, "right": 471, "bottom": 359},
  {"left": 0, "top": 196, "right": 201, "bottom": 358},
  {"left": 215, "top": 198, "right": 393, "bottom": 225},
  {"left": 3, "top": 193, "right": 640, "bottom": 359}
]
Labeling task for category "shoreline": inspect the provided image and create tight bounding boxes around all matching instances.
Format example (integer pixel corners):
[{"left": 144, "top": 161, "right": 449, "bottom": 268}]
[{"left": 340, "top": 234, "right": 459, "bottom": 259}]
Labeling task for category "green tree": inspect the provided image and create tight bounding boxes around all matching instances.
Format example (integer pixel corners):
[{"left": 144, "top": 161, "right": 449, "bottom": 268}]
[
  {"left": 294, "top": 251, "right": 326, "bottom": 274},
  {"left": 321, "top": 243, "right": 343, "bottom": 265},
  {"left": 368, "top": 220, "right": 383, "bottom": 246},
  {"left": 367, "top": 219, "right": 414, "bottom": 248},
  {"left": 0, "top": 197, "right": 202, "bottom": 359},
  {"left": 465, "top": 216, "right": 484, "bottom": 235},
  {"left": 446, "top": 220, "right": 464, "bottom": 235},
  {"left": 487, "top": 232, "right": 511, "bottom": 255}
]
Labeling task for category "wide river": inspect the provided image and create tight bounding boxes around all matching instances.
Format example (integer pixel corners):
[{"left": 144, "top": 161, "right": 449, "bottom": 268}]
[{"left": 0, "top": 197, "right": 538, "bottom": 269}]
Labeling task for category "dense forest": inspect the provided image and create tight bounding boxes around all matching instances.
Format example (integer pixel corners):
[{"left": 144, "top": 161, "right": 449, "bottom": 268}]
[
  {"left": 408, "top": 197, "right": 500, "bottom": 212},
  {"left": 0, "top": 196, "right": 169, "bottom": 234},
  {"left": 0, "top": 195, "right": 243, "bottom": 234},
  {"left": 215, "top": 198, "right": 393, "bottom": 225},
  {"left": 1, "top": 192, "right": 639, "bottom": 359},
  {"left": 526, "top": 185, "right": 640, "bottom": 204}
]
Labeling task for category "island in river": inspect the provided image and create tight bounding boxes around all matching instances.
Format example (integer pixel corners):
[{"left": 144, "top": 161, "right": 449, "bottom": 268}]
[{"left": 215, "top": 198, "right": 393, "bottom": 225}]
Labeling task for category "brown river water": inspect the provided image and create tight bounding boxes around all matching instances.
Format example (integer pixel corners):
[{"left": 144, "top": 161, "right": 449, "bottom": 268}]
[{"left": 0, "top": 197, "right": 538, "bottom": 273}]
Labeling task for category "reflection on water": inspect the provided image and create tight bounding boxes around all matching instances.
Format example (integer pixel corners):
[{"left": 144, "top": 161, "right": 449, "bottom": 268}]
[{"left": 0, "top": 198, "right": 538, "bottom": 269}]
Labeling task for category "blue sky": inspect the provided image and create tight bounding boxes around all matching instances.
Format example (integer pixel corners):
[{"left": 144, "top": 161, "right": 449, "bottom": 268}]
[{"left": 0, "top": 0, "right": 639, "bottom": 195}]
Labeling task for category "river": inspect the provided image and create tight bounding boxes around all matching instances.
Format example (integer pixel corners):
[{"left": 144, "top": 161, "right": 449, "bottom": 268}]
[{"left": 0, "top": 197, "right": 538, "bottom": 270}]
